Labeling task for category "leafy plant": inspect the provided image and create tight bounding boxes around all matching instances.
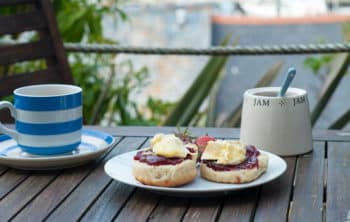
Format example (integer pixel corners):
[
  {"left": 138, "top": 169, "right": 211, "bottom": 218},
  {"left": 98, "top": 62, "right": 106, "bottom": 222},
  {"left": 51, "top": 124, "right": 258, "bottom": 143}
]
[
  {"left": 205, "top": 70, "right": 225, "bottom": 127},
  {"left": 303, "top": 55, "right": 333, "bottom": 74},
  {"left": 106, "top": 60, "right": 152, "bottom": 125},
  {"left": 0, "top": 0, "right": 180, "bottom": 126},
  {"left": 163, "top": 35, "right": 237, "bottom": 126},
  {"left": 219, "top": 61, "right": 283, "bottom": 127},
  {"left": 52, "top": 0, "right": 172, "bottom": 126},
  {"left": 53, "top": 0, "right": 119, "bottom": 44},
  {"left": 3, "top": 1, "right": 350, "bottom": 128},
  {"left": 311, "top": 53, "right": 350, "bottom": 127},
  {"left": 302, "top": 23, "right": 350, "bottom": 129},
  {"left": 52, "top": 0, "right": 120, "bottom": 123},
  {"left": 146, "top": 98, "right": 176, "bottom": 125},
  {"left": 68, "top": 54, "right": 113, "bottom": 124},
  {"left": 303, "top": 51, "right": 350, "bottom": 129},
  {"left": 329, "top": 109, "right": 350, "bottom": 129}
]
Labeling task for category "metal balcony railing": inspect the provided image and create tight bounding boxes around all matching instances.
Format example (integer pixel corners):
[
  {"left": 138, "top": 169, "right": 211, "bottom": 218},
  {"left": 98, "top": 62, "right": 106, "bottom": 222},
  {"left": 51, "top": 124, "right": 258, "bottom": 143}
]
[{"left": 64, "top": 42, "right": 350, "bottom": 55}]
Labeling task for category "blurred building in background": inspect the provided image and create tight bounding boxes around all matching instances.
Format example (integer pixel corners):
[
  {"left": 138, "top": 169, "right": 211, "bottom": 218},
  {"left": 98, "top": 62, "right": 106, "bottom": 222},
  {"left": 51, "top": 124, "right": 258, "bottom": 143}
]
[{"left": 103, "top": 0, "right": 350, "bottom": 128}]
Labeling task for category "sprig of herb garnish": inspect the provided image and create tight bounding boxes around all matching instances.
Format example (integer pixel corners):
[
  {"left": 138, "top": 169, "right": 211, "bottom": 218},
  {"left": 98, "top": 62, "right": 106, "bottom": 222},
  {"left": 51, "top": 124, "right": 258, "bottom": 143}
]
[{"left": 174, "top": 127, "right": 193, "bottom": 143}]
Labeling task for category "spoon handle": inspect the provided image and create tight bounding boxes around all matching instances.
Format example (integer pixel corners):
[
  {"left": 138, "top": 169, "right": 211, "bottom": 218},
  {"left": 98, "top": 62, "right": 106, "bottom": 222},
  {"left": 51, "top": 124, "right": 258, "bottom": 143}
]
[{"left": 279, "top": 67, "right": 296, "bottom": 97}]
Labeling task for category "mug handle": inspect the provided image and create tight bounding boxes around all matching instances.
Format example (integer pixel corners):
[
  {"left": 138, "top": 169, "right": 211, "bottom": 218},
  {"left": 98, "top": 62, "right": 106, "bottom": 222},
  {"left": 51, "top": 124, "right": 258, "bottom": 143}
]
[{"left": 0, "top": 101, "right": 19, "bottom": 141}]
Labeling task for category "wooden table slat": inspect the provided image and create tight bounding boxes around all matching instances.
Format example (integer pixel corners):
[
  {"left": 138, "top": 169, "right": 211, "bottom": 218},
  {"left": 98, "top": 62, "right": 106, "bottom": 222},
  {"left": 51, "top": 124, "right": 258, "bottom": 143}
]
[
  {"left": 11, "top": 137, "right": 122, "bottom": 222},
  {"left": 79, "top": 139, "right": 151, "bottom": 222},
  {"left": 0, "top": 169, "right": 29, "bottom": 199},
  {"left": 148, "top": 196, "right": 189, "bottom": 222},
  {"left": 114, "top": 189, "right": 160, "bottom": 222},
  {"left": 43, "top": 137, "right": 147, "bottom": 222},
  {"left": 0, "top": 166, "right": 8, "bottom": 176},
  {"left": 253, "top": 158, "right": 296, "bottom": 222},
  {"left": 326, "top": 142, "right": 350, "bottom": 222},
  {"left": 0, "top": 171, "right": 58, "bottom": 221},
  {"left": 80, "top": 181, "right": 134, "bottom": 222},
  {"left": 182, "top": 197, "right": 223, "bottom": 222},
  {"left": 218, "top": 188, "right": 260, "bottom": 222},
  {"left": 1, "top": 127, "right": 348, "bottom": 222},
  {"left": 111, "top": 139, "right": 164, "bottom": 222},
  {"left": 289, "top": 142, "right": 325, "bottom": 222}
]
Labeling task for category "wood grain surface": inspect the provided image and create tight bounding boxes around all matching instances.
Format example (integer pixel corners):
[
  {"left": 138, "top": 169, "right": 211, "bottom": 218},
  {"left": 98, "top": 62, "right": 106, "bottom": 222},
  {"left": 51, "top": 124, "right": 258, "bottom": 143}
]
[
  {"left": 327, "top": 142, "right": 350, "bottom": 222},
  {"left": 0, "top": 127, "right": 347, "bottom": 222},
  {"left": 254, "top": 158, "right": 296, "bottom": 222},
  {"left": 218, "top": 188, "right": 259, "bottom": 222},
  {"left": 289, "top": 142, "right": 325, "bottom": 222},
  {"left": 0, "top": 10, "right": 46, "bottom": 35}
]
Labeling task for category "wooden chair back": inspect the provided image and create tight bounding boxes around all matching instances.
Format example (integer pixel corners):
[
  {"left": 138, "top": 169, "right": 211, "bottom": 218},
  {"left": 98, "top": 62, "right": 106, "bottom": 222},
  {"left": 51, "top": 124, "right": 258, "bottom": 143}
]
[{"left": 0, "top": 0, "right": 73, "bottom": 122}]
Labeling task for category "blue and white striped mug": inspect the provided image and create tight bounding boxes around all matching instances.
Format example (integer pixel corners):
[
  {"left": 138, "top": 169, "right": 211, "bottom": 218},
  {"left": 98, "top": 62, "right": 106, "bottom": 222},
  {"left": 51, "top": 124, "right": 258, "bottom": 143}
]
[{"left": 0, "top": 84, "right": 82, "bottom": 155}]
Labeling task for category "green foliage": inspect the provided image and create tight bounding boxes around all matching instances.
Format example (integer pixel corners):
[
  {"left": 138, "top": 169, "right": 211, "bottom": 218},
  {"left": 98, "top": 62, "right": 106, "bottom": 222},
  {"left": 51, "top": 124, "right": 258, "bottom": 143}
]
[
  {"left": 68, "top": 54, "right": 111, "bottom": 124},
  {"left": 163, "top": 35, "right": 236, "bottom": 126},
  {"left": 303, "top": 55, "right": 333, "bottom": 74},
  {"left": 311, "top": 53, "right": 350, "bottom": 126},
  {"left": 0, "top": 0, "right": 175, "bottom": 126},
  {"left": 220, "top": 61, "right": 283, "bottom": 128},
  {"left": 341, "top": 21, "right": 350, "bottom": 41},
  {"left": 0, "top": 60, "right": 46, "bottom": 77},
  {"left": 107, "top": 60, "right": 151, "bottom": 125},
  {"left": 0, "top": 4, "right": 31, "bottom": 16},
  {"left": 53, "top": 0, "right": 116, "bottom": 43},
  {"left": 329, "top": 109, "right": 350, "bottom": 129},
  {"left": 54, "top": 0, "right": 123, "bottom": 125},
  {"left": 3, "top": 1, "right": 349, "bottom": 128},
  {"left": 52, "top": 0, "right": 174, "bottom": 126},
  {"left": 302, "top": 32, "right": 350, "bottom": 129},
  {"left": 205, "top": 70, "right": 224, "bottom": 127},
  {"left": 147, "top": 98, "right": 176, "bottom": 125}
]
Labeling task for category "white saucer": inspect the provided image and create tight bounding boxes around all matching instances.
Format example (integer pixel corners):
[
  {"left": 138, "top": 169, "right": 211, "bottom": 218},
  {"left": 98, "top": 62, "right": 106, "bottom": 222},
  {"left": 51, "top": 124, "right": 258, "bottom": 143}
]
[
  {"left": 0, "top": 129, "right": 115, "bottom": 170},
  {"left": 105, "top": 149, "right": 287, "bottom": 196}
]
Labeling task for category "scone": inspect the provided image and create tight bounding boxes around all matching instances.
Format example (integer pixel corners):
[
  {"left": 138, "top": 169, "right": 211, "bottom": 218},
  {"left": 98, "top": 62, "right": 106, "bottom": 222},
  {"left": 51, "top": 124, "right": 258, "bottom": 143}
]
[
  {"left": 133, "top": 134, "right": 198, "bottom": 187},
  {"left": 200, "top": 140, "right": 268, "bottom": 184}
]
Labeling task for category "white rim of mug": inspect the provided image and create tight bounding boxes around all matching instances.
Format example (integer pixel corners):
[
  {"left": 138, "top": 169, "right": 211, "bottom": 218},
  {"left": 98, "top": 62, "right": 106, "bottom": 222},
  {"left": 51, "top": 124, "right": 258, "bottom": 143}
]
[
  {"left": 244, "top": 87, "right": 307, "bottom": 100},
  {"left": 14, "top": 84, "right": 82, "bottom": 97}
]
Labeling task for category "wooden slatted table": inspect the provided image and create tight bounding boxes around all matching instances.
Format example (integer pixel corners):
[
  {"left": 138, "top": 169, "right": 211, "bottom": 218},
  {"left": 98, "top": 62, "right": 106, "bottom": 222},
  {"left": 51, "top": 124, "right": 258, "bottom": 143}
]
[{"left": 0, "top": 126, "right": 350, "bottom": 222}]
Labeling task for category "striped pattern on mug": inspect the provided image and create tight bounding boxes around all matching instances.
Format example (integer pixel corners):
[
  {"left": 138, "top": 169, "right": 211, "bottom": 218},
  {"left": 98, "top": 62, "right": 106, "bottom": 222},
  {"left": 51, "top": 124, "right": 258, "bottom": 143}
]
[{"left": 13, "top": 85, "right": 82, "bottom": 155}]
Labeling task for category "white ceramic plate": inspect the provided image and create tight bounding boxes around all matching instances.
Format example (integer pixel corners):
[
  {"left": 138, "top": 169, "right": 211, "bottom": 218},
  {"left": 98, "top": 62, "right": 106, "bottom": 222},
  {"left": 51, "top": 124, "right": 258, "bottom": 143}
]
[
  {"left": 0, "top": 129, "right": 115, "bottom": 170},
  {"left": 104, "top": 149, "right": 287, "bottom": 196}
]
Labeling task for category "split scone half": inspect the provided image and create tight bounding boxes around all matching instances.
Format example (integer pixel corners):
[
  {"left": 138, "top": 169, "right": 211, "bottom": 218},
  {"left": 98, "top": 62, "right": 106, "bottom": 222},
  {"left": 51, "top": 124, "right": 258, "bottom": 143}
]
[
  {"left": 200, "top": 140, "right": 268, "bottom": 184},
  {"left": 133, "top": 134, "right": 198, "bottom": 187}
]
